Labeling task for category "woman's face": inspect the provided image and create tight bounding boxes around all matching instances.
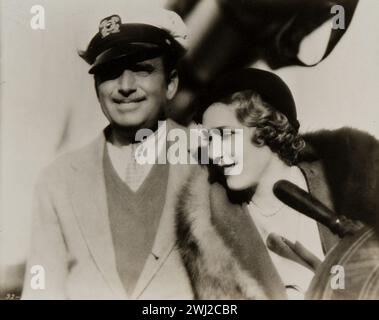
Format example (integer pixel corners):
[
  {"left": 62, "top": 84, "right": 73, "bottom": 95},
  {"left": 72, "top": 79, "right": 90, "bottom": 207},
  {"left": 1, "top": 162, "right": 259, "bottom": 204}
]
[{"left": 202, "top": 102, "right": 274, "bottom": 191}]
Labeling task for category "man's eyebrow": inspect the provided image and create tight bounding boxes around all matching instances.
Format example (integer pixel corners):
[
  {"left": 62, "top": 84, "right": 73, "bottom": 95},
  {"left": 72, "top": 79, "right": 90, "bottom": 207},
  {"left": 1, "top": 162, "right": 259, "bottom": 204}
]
[{"left": 134, "top": 62, "right": 155, "bottom": 68}]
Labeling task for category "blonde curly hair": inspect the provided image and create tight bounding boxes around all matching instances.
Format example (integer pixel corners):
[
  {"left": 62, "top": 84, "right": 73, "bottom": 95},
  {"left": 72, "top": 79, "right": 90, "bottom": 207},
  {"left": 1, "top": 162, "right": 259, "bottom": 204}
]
[{"left": 221, "top": 90, "right": 305, "bottom": 165}]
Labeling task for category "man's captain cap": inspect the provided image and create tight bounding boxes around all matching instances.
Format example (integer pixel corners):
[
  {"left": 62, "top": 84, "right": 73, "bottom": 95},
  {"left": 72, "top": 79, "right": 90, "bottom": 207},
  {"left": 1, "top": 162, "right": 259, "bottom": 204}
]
[{"left": 76, "top": 4, "right": 189, "bottom": 74}]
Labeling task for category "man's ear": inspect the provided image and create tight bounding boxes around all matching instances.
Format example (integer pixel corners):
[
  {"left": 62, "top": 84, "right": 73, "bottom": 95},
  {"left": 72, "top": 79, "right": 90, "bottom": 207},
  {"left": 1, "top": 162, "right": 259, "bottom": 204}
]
[{"left": 166, "top": 70, "right": 179, "bottom": 100}]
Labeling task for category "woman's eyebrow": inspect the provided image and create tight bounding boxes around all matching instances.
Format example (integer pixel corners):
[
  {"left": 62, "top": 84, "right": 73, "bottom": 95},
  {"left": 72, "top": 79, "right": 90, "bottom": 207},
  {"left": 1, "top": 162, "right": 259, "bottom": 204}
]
[
  {"left": 217, "top": 127, "right": 236, "bottom": 133},
  {"left": 213, "top": 126, "right": 231, "bottom": 131}
]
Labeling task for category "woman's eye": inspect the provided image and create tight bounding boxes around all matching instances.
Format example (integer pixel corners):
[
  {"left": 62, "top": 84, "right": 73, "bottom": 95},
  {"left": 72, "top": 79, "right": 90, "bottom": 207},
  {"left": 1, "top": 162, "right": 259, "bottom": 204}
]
[{"left": 221, "top": 130, "right": 235, "bottom": 139}]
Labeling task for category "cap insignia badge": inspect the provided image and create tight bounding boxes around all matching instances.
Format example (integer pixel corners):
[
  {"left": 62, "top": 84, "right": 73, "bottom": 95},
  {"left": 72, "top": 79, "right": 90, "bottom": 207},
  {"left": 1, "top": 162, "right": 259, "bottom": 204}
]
[{"left": 99, "top": 15, "right": 121, "bottom": 38}]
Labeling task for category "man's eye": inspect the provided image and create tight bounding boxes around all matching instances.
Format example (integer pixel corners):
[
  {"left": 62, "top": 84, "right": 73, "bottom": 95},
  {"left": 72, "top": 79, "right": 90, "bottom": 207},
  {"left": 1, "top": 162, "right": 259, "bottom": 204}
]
[
  {"left": 97, "top": 69, "right": 123, "bottom": 82},
  {"left": 131, "top": 64, "right": 154, "bottom": 75}
]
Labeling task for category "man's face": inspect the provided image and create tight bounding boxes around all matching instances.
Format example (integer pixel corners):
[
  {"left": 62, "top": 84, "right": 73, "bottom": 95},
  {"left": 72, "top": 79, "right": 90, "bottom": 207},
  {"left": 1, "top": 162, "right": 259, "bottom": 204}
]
[
  {"left": 202, "top": 102, "right": 274, "bottom": 191},
  {"left": 96, "top": 57, "right": 177, "bottom": 130}
]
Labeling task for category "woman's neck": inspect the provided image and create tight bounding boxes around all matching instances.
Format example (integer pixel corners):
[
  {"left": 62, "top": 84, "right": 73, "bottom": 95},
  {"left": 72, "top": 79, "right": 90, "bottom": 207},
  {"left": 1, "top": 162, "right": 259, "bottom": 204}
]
[{"left": 252, "top": 155, "right": 294, "bottom": 211}]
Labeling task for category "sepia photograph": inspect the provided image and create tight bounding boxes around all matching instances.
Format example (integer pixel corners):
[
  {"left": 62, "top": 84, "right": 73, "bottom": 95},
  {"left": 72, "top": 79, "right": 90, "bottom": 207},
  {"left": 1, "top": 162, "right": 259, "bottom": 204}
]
[{"left": 1, "top": 0, "right": 379, "bottom": 305}]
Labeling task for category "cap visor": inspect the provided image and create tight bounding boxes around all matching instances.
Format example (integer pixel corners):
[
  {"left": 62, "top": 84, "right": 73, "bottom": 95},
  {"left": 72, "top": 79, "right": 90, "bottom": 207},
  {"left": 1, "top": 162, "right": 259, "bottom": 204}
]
[{"left": 89, "top": 43, "right": 164, "bottom": 74}]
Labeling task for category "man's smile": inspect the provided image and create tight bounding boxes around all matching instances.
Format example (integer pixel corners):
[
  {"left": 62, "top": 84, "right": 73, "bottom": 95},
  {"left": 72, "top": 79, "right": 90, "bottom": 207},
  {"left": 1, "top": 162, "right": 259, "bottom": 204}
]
[{"left": 112, "top": 96, "right": 146, "bottom": 104}]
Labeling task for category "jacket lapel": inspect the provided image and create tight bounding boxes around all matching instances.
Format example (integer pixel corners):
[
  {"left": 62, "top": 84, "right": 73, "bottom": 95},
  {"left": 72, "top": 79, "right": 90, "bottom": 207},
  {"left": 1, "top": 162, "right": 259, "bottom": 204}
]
[
  {"left": 132, "top": 120, "right": 194, "bottom": 299},
  {"left": 69, "top": 133, "right": 127, "bottom": 299}
]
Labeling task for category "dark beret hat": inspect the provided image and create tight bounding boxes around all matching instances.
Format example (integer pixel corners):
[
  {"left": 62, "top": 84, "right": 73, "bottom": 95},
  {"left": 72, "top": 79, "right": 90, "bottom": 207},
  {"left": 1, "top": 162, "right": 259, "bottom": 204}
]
[{"left": 197, "top": 68, "right": 300, "bottom": 131}]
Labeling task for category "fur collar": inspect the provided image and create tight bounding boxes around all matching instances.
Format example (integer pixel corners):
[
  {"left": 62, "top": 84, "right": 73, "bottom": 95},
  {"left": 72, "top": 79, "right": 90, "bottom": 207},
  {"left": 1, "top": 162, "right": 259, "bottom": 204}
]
[{"left": 176, "top": 167, "right": 268, "bottom": 299}]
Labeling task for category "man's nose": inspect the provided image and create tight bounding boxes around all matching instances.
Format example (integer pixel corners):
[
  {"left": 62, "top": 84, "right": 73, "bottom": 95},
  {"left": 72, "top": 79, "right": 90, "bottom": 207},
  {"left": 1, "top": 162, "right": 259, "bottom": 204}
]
[{"left": 118, "top": 70, "right": 137, "bottom": 96}]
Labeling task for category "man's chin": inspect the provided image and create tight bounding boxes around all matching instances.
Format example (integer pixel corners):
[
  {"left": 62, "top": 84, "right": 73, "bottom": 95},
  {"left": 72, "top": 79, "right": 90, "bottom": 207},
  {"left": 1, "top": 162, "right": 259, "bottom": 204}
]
[
  {"left": 112, "top": 121, "right": 143, "bottom": 131},
  {"left": 110, "top": 119, "right": 160, "bottom": 135}
]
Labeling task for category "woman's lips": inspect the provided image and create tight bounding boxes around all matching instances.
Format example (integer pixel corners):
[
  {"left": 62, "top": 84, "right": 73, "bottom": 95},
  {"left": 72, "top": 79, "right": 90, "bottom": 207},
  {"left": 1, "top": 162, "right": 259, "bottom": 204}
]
[
  {"left": 220, "top": 162, "right": 237, "bottom": 174},
  {"left": 221, "top": 162, "right": 236, "bottom": 169}
]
